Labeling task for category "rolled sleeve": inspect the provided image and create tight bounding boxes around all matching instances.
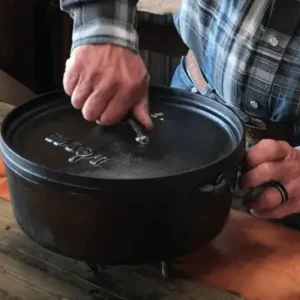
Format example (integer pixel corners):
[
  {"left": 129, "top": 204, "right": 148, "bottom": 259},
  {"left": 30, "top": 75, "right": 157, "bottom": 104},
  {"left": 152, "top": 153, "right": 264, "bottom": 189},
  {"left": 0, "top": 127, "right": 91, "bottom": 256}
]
[{"left": 60, "top": 0, "right": 139, "bottom": 53}]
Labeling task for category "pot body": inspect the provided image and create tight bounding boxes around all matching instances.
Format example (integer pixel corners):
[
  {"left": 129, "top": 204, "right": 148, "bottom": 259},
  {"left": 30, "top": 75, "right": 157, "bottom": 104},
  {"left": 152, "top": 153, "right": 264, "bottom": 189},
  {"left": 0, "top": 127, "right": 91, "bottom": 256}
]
[
  {"left": 0, "top": 85, "right": 246, "bottom": 264},
  {"left": 6, "top": 165, "right": 234, "bottom": 265}
]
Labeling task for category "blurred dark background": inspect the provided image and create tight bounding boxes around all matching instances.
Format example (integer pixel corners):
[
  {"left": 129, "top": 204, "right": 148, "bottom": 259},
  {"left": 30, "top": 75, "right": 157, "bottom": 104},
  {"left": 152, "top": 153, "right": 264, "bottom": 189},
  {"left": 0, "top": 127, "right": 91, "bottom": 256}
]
[{"left": 0, "top": 0, "right": 187, "bottom": 106}]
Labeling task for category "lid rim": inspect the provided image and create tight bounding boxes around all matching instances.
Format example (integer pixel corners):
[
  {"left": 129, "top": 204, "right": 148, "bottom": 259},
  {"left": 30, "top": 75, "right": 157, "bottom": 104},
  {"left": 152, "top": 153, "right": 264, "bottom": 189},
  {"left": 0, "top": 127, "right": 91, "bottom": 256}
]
[
  {"left": 1, "top": 138, "right": 244, "bottom": 191},
  {"left": 0, "top": 85, "right": 244, "bottom": 189}
]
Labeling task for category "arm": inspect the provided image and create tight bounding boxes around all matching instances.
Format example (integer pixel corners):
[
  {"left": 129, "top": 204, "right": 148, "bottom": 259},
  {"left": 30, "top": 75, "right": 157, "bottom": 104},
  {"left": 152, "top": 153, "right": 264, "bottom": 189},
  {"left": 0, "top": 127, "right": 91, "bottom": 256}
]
[
  {"left": 60, "top": 0, "right": 152, "bottom": 130},
  {"left": 60, "top": 0, "right": 139, "bottom": 52}
]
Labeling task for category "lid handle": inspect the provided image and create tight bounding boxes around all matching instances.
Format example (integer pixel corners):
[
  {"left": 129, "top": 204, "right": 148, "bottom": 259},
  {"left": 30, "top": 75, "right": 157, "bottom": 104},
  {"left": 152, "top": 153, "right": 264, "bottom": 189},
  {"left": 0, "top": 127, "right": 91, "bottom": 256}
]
[
  {"left": 128, "top": 118, "right": 149, "bottom": 145},
  {"left": 97, "top": 115, "right": 150, "bottom": 145}
]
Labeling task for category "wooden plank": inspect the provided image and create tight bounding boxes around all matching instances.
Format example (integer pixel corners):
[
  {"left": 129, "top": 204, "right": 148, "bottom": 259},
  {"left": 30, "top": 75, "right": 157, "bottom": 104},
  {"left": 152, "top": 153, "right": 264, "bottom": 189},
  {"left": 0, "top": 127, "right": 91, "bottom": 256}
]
[
  {"left": 0, "top": 70, "right": 36, "bottom": 107},
  {"left": 0, "top": 199, "right": 242, "bottom": 300},
  {"left": 0, "top": 101, "right": 15, "bottom": 125},
  {"left": 137, "top": 0, "right": 180, "bottom": 14}
]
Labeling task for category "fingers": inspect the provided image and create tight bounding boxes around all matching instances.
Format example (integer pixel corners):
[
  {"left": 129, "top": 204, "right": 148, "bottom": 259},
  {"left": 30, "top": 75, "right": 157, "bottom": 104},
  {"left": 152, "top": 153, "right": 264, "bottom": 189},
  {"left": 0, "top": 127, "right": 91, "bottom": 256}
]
[
  {"left": 98, "top": 96, "right": 130, "bottom": 125},
  {"left": 241, "top": 160, "right": 293, "bottom": 189},
  {"left": 247, "top": 177, "right": 300, "bottom": 219},
  {"left": 81, "top": 81, "right": 117, "bottom": 121},
  {"left": 245, "top": 140, "right": 291, "bottom": 169},
  {"left": 63, "top": 45, "right": 152, "bottom": 128},
  {"left": 99, "top": 92, "right": 152, "bottom": 129},
  {"left": 99, "top": 77, "right": 152, "bottom": 128},
  {"left": 240, "top": 139, "right": 300, "bottom": 219},
  {"left": 132, "top": 95, "right": 153, "bottom": 130},
  {"left": 71, "top": 80, "right": 93, "bottom": 110},
  {"left": 246, "top": 182, "right": 293, "bottom": 210},
  {"left": 81, "top": 91, "right": 110, "bottom": 122},
  {"left": 63, "top": 58, "right": 79, "bottom": 96},
  {"left": 249, "top": 200, "right": 297, "bottom": 220},
  {"left": 242, "top": 157, "right": 296, "bottom": 217},
  {"left": 99, "top": 82, "right": 135, "bottom": 125}
]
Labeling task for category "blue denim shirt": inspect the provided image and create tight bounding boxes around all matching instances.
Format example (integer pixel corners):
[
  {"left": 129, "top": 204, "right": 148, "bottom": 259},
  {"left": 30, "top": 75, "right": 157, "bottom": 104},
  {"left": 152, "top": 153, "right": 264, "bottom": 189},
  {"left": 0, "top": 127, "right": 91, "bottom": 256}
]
[{"left": 172, "top": 0, "right": 300, "bottom": 124}]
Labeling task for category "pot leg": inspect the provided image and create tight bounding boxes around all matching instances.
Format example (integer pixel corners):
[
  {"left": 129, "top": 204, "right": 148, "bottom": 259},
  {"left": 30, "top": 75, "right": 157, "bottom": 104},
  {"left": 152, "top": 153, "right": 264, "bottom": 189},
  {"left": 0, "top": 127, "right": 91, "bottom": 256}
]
[
  {"left": 87, "top": 263, "right": 106, "bottom": 273},
  {"left": 161, "top": 261, "right": 172, "bottom": 279}
]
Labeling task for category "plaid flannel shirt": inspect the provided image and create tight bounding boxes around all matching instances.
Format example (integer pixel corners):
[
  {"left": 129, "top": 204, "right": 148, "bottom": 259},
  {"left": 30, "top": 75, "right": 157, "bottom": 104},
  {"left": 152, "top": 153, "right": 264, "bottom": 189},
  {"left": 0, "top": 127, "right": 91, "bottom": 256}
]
[
  {"left": 60, "top": 0, "right": 300, "bottom": 123},
  {"left": 60, "top": 0, "right": 139, "bottom": 52}
]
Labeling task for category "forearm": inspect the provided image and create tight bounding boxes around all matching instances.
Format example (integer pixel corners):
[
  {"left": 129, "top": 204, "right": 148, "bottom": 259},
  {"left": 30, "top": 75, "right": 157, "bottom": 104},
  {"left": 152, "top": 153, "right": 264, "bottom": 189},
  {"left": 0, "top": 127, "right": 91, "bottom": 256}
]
[{"left": 60, "top": 0, "right": 139, "bottom": 53}]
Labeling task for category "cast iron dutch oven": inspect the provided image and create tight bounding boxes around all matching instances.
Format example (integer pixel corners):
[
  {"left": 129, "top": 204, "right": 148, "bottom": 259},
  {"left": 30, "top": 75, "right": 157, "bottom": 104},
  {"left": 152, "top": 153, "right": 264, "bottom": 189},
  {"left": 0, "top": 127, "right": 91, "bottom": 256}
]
[{"left": 0, "top": 86, "right": 281, "bottom": 265}]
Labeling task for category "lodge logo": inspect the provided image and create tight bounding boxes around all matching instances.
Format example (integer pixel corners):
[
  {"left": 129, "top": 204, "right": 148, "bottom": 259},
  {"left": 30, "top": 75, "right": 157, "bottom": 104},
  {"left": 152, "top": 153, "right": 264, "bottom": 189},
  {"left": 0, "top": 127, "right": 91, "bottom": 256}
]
[{"left": 44, "top": 133, "right": 110, "bottom": 167}]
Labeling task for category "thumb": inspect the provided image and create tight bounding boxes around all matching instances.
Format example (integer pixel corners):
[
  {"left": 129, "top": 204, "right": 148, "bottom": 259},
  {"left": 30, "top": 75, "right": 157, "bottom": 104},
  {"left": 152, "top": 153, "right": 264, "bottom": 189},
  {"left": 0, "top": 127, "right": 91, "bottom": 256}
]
[{"left": 132, "top": 94, "right": 153, "bottom": 130}]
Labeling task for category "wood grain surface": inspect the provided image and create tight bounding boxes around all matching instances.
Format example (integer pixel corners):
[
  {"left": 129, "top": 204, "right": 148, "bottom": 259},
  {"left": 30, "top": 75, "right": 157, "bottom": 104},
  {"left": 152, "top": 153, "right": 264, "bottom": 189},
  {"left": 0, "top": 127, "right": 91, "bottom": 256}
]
[
  {"left": 0, "top": 101, "right": 15, "bottom": 125},
  {"left": 138, "top": 0, "right": 180, "bottom": 14},
  {"left": 176, "top": 210, "right": 300, "bottom": 300},
  {"left": 0, "top": 199, "right": 242, "bottom": 300}
]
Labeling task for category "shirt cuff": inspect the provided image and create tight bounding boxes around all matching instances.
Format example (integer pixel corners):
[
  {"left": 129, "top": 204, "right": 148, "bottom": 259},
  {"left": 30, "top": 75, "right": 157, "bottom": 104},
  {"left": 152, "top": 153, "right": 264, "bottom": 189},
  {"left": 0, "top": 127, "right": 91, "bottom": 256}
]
[{"left": 70, "top": 1, "right": 139, "bottom": 53}]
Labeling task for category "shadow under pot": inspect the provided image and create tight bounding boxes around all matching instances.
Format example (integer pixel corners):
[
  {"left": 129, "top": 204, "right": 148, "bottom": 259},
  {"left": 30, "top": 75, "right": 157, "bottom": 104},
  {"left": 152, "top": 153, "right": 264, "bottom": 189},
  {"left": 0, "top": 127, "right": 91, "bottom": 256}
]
[{"left": 0, "top": 85, "right": 286, "bottom": 266}]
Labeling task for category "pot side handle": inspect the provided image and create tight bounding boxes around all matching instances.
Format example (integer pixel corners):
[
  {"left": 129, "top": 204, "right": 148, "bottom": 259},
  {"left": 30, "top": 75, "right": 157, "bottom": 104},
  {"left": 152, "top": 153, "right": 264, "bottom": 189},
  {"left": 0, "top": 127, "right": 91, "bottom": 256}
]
[
  {"left": 199, "top": 174, "right": 288, "bottom": 206},
  {"left": 232, "top": 180, "right": 288, "bottom": 206}
]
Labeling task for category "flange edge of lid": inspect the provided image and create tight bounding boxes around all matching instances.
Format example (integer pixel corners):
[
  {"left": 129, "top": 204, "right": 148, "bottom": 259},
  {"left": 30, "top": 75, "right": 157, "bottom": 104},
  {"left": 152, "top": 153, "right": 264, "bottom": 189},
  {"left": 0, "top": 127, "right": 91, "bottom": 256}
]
[{"left": 0, "top": 85, "right": 244, "bottom": 188}]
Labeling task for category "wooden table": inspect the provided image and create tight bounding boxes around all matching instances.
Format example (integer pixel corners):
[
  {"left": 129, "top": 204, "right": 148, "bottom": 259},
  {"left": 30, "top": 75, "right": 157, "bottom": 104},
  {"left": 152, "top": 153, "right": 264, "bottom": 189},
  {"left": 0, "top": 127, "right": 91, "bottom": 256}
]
[
  {"left": 0, "top": 199, "right": 244, "bottom": 300},
  {"left": 2, "top": 102, "right": 300, "bottom": 300},
  {"left": 137, "top": 0, "right": 180, "bottom": 14}
]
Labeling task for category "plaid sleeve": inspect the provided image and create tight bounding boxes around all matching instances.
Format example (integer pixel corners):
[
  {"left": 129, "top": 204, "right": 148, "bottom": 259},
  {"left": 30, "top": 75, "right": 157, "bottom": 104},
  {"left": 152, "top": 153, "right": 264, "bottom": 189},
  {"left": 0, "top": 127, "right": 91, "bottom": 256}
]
[{"left": 60, "top": 0, "right": 139, "bottom": 53}]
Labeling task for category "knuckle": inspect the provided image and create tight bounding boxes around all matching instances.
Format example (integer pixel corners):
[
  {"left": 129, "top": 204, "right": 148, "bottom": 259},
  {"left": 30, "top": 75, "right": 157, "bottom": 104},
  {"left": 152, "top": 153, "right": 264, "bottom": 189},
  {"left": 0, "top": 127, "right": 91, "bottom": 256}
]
[
  {"left": 71, "top": 82, "right": 93, "bottom": 109},
  {"left": 127, "top": 73, "right": 146, "bottom": 89},
  {"left": 82, "top": 107, "right": 98, "bottom": 121},
  {"left": 100, "top": 115, "right": 117, "bottom": 125},
  {"left": 261, "top": 161, "right": 273, "bottom": 175},
  {"left": 101, "top": 107, "right": 128, "bottom": 125},
  {"left": 134, "top": 75, "right": 147, "bottom": 89},
  {"left": 260, "top": 139, "right": 291, "bottom": 158},
  {"left": 65, "top": 61, "right": 79, "bottom": 77},
  {"left": 278, "top": 140, "right": 289, "bottom": 148},
  {"left": 122, "top": 94, "right": 132, "bottom": 105},
  {"left": 278, "top": 140, "right": 291, "bottom": 154},
  {"left": 241, "top": 171, "right": 259, "bottom": 189},
  {"left": 63, "top": 78, "right": 75, "bottom": 95},
  {"left": 116, "top": 88, "right": 132, "bottom": 104},
  {"left": 71, "top": 96, "right": 83, "bottom": 109},
  {"left": 106, "top": 111, "right": 126, "bottom": 124},
  {"left": 124, "top": 79, "right": 147, "bottom": 104},
  {"left": 76, "top": 82, "right": 91, "bottom": 96},
  {"left": 259, "top": 139, "right": 278, "bottom": 150},
  {"left": 90, "top": 71, "right": 103, "bottom": 84}
]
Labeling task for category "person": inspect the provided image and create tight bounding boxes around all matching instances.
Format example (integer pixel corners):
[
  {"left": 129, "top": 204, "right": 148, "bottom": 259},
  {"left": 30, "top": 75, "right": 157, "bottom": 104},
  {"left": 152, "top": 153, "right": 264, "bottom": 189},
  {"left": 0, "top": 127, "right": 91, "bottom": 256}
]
[{"left": 59, "top": 0, "right": 300, "bottom": 228}]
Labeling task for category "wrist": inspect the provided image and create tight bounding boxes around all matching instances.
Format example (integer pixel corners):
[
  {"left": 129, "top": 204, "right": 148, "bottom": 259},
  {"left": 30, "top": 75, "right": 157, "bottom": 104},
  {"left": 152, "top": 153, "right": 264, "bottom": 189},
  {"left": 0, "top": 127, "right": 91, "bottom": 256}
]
[{"left": 70, "top": 0, "right": 139, "bottom": 53}]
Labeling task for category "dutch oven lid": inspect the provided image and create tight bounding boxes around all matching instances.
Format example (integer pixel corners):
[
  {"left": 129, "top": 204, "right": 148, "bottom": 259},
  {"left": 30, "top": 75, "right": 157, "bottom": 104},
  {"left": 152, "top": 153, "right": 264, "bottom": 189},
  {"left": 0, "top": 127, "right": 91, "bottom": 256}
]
[{"left": 0, "top": 86, "right": 243, "bottom": 187}]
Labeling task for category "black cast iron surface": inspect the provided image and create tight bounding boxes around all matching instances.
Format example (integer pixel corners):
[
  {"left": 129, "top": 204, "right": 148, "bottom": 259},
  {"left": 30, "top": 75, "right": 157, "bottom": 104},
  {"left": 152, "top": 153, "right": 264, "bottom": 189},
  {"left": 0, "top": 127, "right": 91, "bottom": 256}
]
[
  {"left": 0, "top": 85, "right": 246, "bottom": 265},
  {"left": 6, "top": 167, "right": 233, "bottom": 265},
  {"left": 1, "top": 86, "right": 244, "bottom": 189}
]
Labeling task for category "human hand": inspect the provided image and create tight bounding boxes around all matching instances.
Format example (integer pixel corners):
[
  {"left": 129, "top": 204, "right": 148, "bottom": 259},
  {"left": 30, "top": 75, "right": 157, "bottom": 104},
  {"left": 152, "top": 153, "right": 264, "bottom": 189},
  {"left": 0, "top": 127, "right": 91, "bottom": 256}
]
[
  {"left": 240, "top": 139, "right": 300, "bottom": 219},
  {"left": 63, "top": 44, "right": 153, "bottom": 130}
]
